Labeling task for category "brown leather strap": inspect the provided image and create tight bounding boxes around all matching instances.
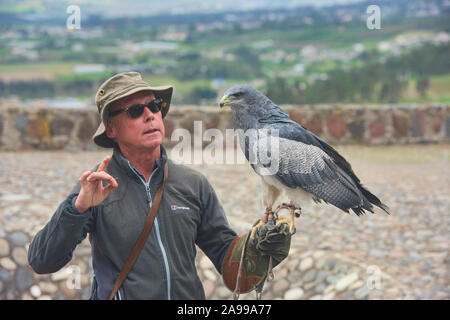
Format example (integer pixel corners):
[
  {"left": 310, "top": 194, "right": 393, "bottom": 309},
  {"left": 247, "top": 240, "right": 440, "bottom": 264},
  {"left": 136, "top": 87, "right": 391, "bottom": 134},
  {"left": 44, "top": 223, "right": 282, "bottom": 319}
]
[{"left": 109, "top": 162, "right": 168, "bottom": 300}]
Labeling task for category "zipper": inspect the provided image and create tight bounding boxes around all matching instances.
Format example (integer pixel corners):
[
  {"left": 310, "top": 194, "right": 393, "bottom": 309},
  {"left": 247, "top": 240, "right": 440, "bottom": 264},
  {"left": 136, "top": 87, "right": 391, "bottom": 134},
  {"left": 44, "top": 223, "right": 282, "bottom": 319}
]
[
  {"left": 127, "top": 162, "right": 172, "bottom": 300},
  {"left": 154, "top": 217, "right": 171, "bottom": 299},
  {"left": 114, "top": 288, "right": 122, "bottom": 300}
]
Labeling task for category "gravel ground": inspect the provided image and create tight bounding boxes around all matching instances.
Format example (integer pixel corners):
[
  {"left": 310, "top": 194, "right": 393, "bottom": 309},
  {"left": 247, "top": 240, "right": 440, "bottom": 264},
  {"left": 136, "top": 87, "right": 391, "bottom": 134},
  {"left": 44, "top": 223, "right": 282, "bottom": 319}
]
[{"left": 0, "top": 145, "right": 448, "bottom": 300}]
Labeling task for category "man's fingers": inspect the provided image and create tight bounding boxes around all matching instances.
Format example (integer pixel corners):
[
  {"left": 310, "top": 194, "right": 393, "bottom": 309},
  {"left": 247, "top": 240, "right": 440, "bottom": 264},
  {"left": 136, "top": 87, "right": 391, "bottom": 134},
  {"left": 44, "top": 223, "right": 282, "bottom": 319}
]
[
  {"left": 107, "top": 175, "right": 119, "bottom": 189},
  {"left": 97, "top": 156, "right": 111, "bottom": 172},
  {"left": 86, "top": 171, "right": 115, "bottom": 183},
  {"left": 104, "top": 180, "right": 118, "bottom": 194},
  {"left": 100, "top": 175, "right": 118, "bottom": 195},
  {"left": 79, "top": 171, "right": 91, "bottom": 184}
]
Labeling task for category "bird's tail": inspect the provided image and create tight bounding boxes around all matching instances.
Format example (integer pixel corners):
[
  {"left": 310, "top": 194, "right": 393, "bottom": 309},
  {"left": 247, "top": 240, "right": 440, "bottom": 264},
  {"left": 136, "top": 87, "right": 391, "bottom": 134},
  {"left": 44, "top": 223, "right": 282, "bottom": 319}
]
[{"left": 359, "top": 184, "right": 390, "bottom": 215}]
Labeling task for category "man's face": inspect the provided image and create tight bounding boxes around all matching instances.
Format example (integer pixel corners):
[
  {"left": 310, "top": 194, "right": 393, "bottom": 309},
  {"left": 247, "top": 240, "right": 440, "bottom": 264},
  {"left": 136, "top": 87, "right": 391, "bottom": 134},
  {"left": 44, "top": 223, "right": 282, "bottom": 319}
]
[{"left": 106, "top": 90, "right": 165, "bottom": 151}]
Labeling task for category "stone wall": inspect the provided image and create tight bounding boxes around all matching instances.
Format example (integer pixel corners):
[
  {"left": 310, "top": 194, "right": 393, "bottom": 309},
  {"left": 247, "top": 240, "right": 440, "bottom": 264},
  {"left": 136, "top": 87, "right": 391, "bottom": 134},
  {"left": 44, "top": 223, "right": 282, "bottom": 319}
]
[{"left": 0, "top": 100, "right": 448, "bottom": 150}]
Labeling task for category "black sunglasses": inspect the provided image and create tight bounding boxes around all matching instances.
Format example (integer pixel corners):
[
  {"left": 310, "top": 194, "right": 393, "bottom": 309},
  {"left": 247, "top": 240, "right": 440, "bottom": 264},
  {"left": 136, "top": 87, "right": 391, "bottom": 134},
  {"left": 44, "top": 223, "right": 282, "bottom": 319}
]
[{"left": 109, "top": 98, "right": 164, "bottom": 119}]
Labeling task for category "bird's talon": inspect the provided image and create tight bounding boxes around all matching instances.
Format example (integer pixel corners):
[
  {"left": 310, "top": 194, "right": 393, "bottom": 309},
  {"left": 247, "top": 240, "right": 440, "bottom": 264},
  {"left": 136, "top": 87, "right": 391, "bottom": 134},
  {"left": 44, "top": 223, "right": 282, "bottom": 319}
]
[
  {"left": 291, "top": 228, "right": 297, "bottom": 235},
  {"left": 273, "top": 211, "right": 278, "bottom": 220}
]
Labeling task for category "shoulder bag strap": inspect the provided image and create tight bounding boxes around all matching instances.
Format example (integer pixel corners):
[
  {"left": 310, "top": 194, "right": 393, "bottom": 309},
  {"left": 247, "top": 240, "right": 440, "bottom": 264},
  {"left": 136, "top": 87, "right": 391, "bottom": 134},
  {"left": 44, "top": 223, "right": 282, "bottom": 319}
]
[{"left": 109, "top": 162, "right": 168, "bottom": 300}]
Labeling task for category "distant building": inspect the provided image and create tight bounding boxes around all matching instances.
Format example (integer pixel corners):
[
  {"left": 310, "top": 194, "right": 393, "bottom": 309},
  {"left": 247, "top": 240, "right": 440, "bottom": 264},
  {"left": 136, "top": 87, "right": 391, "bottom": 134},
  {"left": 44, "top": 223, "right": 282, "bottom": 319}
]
[
  {"left": 158, "top": 32, "right": 187, "bottom": 41},
  {"left": 128, "top": 41, "right": 179, "bottom": 52},
  {"left": 211, "top": 78, "right": 226, "bottom": 89},
  {"left": 73, "top": 64, "right": 106, "bottom": 74}
]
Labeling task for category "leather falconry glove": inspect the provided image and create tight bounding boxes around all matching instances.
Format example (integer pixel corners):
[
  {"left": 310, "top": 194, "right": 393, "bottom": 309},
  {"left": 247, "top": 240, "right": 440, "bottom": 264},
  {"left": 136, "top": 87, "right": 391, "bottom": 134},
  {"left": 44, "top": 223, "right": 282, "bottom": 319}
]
[{"left": 222, "top": 219, "right": 291, "bottom": 294}]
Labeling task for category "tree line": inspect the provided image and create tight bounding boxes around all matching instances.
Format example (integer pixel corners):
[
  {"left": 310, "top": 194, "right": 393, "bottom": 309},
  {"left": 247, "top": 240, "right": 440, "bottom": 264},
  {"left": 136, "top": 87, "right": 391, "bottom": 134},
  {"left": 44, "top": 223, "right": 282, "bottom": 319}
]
[
  {"left": 266, "top": 43, "right": 449, "bottom": 104},
  {"left": 1, "top": 43, "right": 447, "bottom": 104}
]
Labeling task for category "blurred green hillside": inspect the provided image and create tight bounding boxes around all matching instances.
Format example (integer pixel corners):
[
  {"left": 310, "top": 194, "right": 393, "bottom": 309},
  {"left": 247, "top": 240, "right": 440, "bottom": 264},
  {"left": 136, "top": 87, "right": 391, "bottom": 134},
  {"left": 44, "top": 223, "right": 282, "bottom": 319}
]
[{"left": 0, "top": 0, "right": 448, "bottom": 105}]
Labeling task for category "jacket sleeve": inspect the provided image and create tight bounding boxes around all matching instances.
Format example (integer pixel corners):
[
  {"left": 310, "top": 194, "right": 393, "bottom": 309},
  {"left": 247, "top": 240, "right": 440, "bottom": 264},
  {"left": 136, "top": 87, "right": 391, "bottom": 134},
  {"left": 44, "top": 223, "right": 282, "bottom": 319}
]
[
  {"left": 195, "top": 176, "right": 237, "bottom": 274},
  {"left": 28, "top": 186, "right": 96, "bottom": 274}
]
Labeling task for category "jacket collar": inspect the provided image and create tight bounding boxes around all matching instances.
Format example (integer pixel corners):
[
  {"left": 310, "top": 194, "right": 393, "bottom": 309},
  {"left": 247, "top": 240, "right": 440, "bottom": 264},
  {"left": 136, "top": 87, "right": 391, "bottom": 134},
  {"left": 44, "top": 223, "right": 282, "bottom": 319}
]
[{"left": 111, "top": 144, "right": 168, "bottom": 185}]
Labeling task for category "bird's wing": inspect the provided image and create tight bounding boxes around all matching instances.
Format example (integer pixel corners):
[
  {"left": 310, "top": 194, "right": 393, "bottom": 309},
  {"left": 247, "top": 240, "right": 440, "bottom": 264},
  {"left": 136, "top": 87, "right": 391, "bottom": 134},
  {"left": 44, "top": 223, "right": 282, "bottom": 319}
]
[
  {"left": 263, "top": 119, "right": 357, "bottom": 178},
  {"left": 261, "top": 119, "right": 389, "bottom": 214},
  {"left": 250, "top": 135, "right": 374, "bottom": 215}
]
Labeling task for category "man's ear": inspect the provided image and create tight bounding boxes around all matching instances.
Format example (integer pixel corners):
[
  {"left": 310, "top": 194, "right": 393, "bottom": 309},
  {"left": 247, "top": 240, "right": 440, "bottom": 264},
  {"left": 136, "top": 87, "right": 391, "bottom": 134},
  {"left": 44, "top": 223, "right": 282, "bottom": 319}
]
[{"left": 106, "top": 120, "right": 116, "bottom": 139}]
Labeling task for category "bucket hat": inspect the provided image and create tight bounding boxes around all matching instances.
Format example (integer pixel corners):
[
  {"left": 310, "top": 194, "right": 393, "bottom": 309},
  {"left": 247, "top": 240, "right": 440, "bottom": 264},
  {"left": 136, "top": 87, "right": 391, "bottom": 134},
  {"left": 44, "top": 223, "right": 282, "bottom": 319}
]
[{"left": 92, "top": 72, "right": 173, "bottom": 148}]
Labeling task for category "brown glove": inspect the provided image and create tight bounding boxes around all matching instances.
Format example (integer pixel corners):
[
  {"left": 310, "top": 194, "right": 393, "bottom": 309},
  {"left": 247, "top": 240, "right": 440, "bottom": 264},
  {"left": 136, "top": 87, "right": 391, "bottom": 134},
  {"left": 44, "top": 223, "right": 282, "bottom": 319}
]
[{"left": 222, "top": 219, "right": 291, "bottom": 294}]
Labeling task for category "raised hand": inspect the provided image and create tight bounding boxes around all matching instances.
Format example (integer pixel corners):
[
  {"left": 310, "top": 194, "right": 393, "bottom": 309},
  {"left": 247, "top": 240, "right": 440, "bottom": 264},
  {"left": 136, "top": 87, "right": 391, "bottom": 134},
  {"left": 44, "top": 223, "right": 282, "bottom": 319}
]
[{"left": 74, "top": 156, "right": 119, "bottom": 213}]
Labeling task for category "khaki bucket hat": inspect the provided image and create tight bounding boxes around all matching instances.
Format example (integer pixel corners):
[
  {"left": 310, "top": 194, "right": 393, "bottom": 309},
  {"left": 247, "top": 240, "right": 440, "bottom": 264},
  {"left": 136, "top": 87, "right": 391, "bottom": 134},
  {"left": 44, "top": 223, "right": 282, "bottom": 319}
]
[{"left": 92, "top": 71, "right": 173, "bottom": 148}]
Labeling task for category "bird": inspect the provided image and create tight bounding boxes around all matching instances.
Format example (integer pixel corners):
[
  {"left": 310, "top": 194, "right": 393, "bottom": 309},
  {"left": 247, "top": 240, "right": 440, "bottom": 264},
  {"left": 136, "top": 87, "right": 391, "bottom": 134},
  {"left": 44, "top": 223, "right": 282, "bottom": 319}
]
[{"left": 219, "top": 85, "right": 390, "bottom": 237}]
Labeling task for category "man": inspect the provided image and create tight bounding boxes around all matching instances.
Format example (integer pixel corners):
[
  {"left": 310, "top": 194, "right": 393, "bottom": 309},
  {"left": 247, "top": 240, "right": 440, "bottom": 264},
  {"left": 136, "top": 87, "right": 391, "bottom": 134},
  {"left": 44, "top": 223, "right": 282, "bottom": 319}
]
[{"left": 28, "top": 72, "right": 291, "bottom": 300}]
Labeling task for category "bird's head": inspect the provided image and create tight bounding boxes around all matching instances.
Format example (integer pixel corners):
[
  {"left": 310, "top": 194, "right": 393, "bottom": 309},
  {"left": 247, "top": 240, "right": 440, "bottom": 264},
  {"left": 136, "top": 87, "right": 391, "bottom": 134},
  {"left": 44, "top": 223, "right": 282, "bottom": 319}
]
[
  {"left": 219, "top": 84, "right": 288, "bottom": 130},
  {"left": 219, "top": 85, "right": 264, "bottom": 111}
]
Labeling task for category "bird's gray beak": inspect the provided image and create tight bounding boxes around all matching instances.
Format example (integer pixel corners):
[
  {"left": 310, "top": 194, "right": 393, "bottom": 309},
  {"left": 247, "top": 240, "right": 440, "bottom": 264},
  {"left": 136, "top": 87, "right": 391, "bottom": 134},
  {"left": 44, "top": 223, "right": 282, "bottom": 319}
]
[{"left": 219, "top": 94, "right": 230, "bottom": 108}]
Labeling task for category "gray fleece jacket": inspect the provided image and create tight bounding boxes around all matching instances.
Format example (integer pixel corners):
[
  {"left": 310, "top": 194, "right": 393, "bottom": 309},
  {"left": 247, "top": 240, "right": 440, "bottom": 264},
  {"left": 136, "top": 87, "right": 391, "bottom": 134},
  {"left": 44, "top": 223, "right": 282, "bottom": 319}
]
[{"left": 28, "top": 145, "right": 237, "bottom": 300}]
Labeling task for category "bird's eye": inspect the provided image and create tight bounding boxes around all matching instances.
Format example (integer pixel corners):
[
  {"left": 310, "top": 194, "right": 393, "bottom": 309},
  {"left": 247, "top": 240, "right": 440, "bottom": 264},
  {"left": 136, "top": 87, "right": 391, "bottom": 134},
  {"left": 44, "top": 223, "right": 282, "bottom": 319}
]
[{"left": 233, "top": 93, "right": 241, "bottom": 98}]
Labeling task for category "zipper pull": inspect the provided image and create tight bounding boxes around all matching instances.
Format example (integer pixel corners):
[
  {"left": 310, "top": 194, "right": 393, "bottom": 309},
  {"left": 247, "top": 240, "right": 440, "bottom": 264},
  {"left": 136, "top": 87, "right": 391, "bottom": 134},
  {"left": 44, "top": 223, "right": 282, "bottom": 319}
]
[{"left": 146, "top": 184, "right": 152, "bottom": 205}]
